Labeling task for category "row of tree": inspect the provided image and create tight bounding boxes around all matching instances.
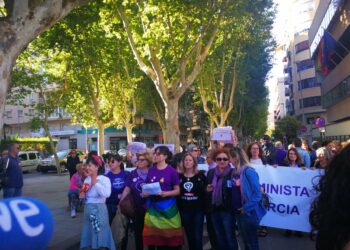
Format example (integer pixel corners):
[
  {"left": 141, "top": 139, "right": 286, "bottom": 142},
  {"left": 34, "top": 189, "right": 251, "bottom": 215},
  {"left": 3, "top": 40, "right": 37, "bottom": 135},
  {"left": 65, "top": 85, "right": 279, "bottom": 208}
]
[{"left": 2, "top": 0, "right": 275, "bottom": 158}]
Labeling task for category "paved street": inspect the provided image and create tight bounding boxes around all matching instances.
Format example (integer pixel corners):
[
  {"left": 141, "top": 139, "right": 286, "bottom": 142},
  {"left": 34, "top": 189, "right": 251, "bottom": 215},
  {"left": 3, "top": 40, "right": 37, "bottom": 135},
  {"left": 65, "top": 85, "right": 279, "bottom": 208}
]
[{"left": 18, "top": 172, "right": 315, "bottom": 250}]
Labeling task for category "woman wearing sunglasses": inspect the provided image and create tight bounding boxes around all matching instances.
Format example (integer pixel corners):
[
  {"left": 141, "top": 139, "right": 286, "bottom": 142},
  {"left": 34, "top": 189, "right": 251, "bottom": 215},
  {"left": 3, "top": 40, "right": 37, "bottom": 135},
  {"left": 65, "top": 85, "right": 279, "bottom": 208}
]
[
  {"left": 119, "top": 151, "right": 153, "bottom": 250},
  {"left": 206, "top": 148, "right": 238, "bottom": 250},
  {"left": 142, "top": 146, "right": 184, "bottom": 250}
]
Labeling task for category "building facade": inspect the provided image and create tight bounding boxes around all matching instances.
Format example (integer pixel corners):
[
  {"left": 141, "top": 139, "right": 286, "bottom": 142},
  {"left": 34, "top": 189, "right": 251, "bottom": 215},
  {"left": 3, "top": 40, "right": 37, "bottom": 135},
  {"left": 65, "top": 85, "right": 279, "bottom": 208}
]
[
  {"left": 3, "top": 91, "right": 163, "bottom": 151},
  {"left": 277, "top": 0, "right": 327, "bottom": 140},
  {"left": 308, "top": 0, "right": 350, "bottom": 141}
]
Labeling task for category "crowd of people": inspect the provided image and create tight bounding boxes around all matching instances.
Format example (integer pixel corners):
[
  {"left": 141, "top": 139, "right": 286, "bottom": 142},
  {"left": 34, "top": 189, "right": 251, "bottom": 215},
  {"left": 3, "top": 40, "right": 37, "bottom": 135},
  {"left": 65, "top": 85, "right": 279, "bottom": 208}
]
[
  {"left": 61, "top": 135, "right": 349, "bottom": 250},
  {"left": 1, "top": 135, "right": 350, "bottom": 250}
]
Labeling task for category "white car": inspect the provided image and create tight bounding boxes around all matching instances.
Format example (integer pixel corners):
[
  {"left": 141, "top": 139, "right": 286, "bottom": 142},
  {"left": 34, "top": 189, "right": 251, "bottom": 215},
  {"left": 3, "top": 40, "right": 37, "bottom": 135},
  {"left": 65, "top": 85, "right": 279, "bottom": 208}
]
[
  {"left": 18, "top": 151, "right": 40, "bottom": 173},
  {"left": 38, "top": 149, "right": 85, "bottom": 173}
]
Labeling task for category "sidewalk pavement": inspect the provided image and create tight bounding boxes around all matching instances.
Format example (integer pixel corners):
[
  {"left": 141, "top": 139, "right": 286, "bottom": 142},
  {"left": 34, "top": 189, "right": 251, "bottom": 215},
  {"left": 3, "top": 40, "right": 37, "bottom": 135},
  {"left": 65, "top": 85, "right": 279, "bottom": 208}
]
[{"left": 23, "top": 172, "right": 83, "bottom": 250}]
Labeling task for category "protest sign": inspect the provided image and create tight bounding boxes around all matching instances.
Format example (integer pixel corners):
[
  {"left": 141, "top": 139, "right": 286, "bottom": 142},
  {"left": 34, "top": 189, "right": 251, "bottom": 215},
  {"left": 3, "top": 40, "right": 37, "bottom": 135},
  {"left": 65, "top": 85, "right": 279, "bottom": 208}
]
[
  {"left": 128, "top": 142, "right": 147, "bottom": 154},
  {"left": 253, "top": 165, "right": 323, "bottom": 232},
  {"left": 211, "top": 126, "right": 234, "bottom": 143}
]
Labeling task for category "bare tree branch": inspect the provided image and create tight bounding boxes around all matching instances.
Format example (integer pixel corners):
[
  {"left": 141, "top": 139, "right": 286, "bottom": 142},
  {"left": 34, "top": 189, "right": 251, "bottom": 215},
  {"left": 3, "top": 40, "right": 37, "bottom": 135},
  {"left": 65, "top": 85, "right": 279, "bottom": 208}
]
[
  {"left": 175, "top": 0, "right": 227, "bottom": 99},
  {"left": 117, "top": 7, "right": 157, "bottom": 82}
]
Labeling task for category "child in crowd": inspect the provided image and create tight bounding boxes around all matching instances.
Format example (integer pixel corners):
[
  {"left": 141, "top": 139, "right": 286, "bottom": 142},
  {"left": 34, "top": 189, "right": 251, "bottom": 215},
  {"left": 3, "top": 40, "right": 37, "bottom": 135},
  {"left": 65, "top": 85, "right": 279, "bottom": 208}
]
[{"left": 67, "top": 163, "right": 85, "bottom": 218}]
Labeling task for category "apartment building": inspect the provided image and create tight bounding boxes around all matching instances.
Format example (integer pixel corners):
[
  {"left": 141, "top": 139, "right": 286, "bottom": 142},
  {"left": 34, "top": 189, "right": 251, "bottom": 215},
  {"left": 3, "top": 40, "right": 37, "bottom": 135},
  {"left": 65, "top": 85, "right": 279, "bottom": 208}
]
[
  {"left": 308, "top": 0, "right": 350, "bottom": 141},
  {"left": 3, "top": 91, "right": 163, "bottom": 151},
  {"left": 279, "top": 0, "right": 327, "bottom": 140}
]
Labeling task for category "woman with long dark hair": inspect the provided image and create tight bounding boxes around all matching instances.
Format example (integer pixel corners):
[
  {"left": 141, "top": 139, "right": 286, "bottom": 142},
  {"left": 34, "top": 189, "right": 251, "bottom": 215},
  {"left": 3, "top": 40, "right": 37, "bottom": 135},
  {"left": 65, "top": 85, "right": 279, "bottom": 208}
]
[
  {"left": 178, "top": 153, "right": 206, "bottom": 250},
  {"left": 284, "top": 148, "right": 303, "bottom": 168},
  {"left": 246, "top": 142, "right": 267, "bottom": 165},
  {"left": 80, "top": 155, "right": 115, "bottom": 250},
  {"left": 142, "top": 146, "right": 184, "bottom": 249},
  {"left": 310, "top": 144, "right": 350, "bottom": 250}
]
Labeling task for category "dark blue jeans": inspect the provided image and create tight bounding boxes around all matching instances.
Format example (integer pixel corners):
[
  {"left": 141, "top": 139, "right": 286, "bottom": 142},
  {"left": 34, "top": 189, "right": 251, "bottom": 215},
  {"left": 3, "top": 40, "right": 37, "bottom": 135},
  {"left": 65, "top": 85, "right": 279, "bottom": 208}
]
[
  {"left": 236, "top": 210, "right": 260, "bottom": 250},
  {"left": 180, "top": 209, "right": 204, "bottom": 250},
  {"left": 3, "top": 187, "right": 22, "bottom": 198},
  {"left": 211, "top": 209, "right": 238, "bottom": 250}
]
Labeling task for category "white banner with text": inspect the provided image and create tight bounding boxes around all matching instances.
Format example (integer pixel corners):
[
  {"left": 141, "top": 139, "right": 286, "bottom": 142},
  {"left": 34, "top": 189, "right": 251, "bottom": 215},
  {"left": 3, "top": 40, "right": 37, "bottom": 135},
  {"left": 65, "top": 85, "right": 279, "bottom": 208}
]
[{"left": 253, "top": 165, "right": 323, "bottom": 232}]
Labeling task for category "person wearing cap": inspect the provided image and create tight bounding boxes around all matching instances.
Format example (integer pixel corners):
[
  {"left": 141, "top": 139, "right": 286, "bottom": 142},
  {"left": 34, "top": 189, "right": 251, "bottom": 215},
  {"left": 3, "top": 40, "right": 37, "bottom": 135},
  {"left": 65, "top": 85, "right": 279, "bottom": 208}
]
[{"left": 187, "top": 144, "right": 205, "bottom": 164}]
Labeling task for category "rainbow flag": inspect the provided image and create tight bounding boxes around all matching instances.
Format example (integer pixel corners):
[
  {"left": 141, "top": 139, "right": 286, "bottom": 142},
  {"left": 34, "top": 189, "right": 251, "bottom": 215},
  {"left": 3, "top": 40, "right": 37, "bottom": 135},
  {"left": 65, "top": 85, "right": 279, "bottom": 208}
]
[
  {"left": 316, "top": 31, "right": 338, "bottom": 76},
  {"left": 143, "top": 197, "right": 184, "bottom": 246}
]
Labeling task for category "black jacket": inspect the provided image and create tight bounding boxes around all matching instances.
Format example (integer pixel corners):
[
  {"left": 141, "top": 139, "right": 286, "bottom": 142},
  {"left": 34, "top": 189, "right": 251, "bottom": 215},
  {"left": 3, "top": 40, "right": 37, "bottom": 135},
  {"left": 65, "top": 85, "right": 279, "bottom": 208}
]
[
  {"left": 67, "top": 156, "right": 81, "bottom": 174},
  {"left": 206, "top": 167, "right": 233, "bottom": 212}
]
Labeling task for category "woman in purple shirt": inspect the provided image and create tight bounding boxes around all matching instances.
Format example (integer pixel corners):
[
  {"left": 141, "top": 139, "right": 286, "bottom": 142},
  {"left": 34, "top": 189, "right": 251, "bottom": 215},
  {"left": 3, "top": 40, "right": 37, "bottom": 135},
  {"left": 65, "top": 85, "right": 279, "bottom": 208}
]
[
  {"left": 120, "top": 151, "right": 152, "bottom": 250},
  {"left": 142, "top": 146, "right": 184, "bottom": 249}
]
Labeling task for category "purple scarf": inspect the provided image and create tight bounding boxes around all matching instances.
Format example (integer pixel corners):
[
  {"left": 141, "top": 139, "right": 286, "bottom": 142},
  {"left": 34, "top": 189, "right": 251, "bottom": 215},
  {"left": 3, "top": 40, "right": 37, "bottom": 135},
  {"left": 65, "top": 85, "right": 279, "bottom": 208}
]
[
  {"left": 137, "top": 168, "right": 148, "bottom": 180},
  {"left": 212, "top": 166, "right": 231, "bottom": 206}
]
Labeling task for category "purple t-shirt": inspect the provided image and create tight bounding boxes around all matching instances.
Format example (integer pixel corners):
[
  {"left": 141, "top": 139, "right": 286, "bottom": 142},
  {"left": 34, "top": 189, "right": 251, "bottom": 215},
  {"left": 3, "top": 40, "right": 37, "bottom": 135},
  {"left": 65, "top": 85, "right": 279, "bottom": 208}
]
[
  {"left": 106, "top": 170, "right": 129, "bottom": 206},
  {"left": 126, "top": 169, "right": 148, "bottom": 211},
  {"left": 146, "top": 165, "right": 180, "bottom": 192}
]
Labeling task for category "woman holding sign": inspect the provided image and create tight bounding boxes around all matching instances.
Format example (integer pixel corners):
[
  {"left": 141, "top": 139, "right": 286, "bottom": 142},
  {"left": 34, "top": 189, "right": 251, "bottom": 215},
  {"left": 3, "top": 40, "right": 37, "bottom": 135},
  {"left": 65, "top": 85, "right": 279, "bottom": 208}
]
[
  {"left": 178, "top": 153, "right": 206, "bottom": 250},
  {"left": 142, "top": 146, "right": 184, "bottom": 249},
  {"left": 206, "top": 148, "right": 238, "bottom": 250}
]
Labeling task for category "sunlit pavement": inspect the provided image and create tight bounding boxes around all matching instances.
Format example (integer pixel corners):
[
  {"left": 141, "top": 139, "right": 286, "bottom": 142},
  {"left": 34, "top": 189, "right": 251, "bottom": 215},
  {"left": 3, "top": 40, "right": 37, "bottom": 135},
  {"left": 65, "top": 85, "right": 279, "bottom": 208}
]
[{"left": 20, "top": 172, "right": 315, "bottom": 250}]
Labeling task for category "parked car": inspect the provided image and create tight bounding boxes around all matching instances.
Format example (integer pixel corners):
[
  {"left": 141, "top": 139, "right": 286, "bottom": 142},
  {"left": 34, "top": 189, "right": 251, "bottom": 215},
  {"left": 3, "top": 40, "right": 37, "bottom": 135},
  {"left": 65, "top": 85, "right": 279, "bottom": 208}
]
[
  {"left": 37, "top": 149, "right": 85, "bottom": 173},
  {"left": 18, "top": 151, "right": 40, "bottom": 173}
]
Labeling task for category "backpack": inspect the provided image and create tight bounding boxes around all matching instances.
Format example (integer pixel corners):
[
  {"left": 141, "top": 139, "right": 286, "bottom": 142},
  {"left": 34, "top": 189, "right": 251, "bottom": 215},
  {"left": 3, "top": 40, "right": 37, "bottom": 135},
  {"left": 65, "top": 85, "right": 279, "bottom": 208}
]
[
  {"left": 0, "top": 157, "right": 10, "bottom": 190},
  {"left": 244, "top": 167, "right": 270, "bottom": 210}
]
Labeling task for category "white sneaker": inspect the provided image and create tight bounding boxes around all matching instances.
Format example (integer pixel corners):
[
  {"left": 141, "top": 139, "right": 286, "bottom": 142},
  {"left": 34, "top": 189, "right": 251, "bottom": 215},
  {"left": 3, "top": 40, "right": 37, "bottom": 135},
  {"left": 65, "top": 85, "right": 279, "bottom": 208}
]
[{"left": 71, "top": 208, "right": 76, "bottom": 218}]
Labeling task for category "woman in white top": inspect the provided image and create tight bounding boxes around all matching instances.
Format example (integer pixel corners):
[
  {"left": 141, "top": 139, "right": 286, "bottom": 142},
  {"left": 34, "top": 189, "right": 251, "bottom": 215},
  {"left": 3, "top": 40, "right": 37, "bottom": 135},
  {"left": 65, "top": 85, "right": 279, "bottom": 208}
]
[
  {"left": 80, "top": 155, "right": 116, "bottom": 250},
  {"left": 246, "top": 142, "right": 267, "bottom": 165}
]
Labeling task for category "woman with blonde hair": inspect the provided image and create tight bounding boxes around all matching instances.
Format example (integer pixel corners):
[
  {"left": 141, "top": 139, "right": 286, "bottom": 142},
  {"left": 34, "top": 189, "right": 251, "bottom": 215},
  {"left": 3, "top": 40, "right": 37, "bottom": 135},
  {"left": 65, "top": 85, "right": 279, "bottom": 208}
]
[
  {"left": 178, "top": 153, "right": 206, "bottom": 250},
  {"left": 119, "top": 150, "right": 153, "bottom": 250},
  {"left": 229, "top": 147, "right": 266, "bottom": 250}
]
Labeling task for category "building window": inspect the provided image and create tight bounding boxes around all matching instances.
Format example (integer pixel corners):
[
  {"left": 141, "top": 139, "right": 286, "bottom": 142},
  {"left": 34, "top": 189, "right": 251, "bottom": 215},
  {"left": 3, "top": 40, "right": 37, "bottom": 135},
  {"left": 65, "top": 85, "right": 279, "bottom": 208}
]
[
  {"left": 298, "top": 77, "right": 321, "bottom": 90},
  {"left": 295, "top": 40, "right": 309, "bottom": 54},
  {"left": 299, "top": 96, "right": 321, "bottom": 109},
  {"left": 28, "top": 109, "right": 35, "bottom": 116},
  {"left": 296, "top": 59, "right": 314, "bottom": 72},
  {"left": 28, "top": 93, "right": 35, "bottom": 103},
  {"left": 69, "top": 139, "right": 77, "bottom": 149},
  {"left": 17, "top": 110, "right": 23, "bottom": 118},
  {"left": 6, "top": 111, "right": 12, "bottom": 118},
  {"left": 323, "top": 76, "right": 350, "bottom": 108}
]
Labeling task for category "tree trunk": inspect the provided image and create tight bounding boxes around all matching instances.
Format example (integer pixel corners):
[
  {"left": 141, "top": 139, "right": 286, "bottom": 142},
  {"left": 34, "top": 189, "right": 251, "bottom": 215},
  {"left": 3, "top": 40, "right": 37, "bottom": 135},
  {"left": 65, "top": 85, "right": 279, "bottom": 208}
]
[
  {"left": 97, "top": 122, "right": 104, "bottom": 156},
  {"left": 0, "top": 0, "right": 92, "bottom": 142},
  {"left": 163, "top": 98, "right": 180, "bottom": 151},
  {"left": 0, "top": 53, "right": 15, "bottom": 140},
  {"left": 125, "top": 125, "right": 133, "bottom": 143},
  {"left": 43, "top": 112, "right": 61, "bottom": 175}
]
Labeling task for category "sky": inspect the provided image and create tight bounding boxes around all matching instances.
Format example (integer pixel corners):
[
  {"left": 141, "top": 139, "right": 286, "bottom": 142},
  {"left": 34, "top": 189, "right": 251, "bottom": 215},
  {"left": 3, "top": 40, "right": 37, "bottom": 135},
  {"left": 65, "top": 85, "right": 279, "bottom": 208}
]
[{"left": 266, "top": 0, "right": 289, "bottom": 113}]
